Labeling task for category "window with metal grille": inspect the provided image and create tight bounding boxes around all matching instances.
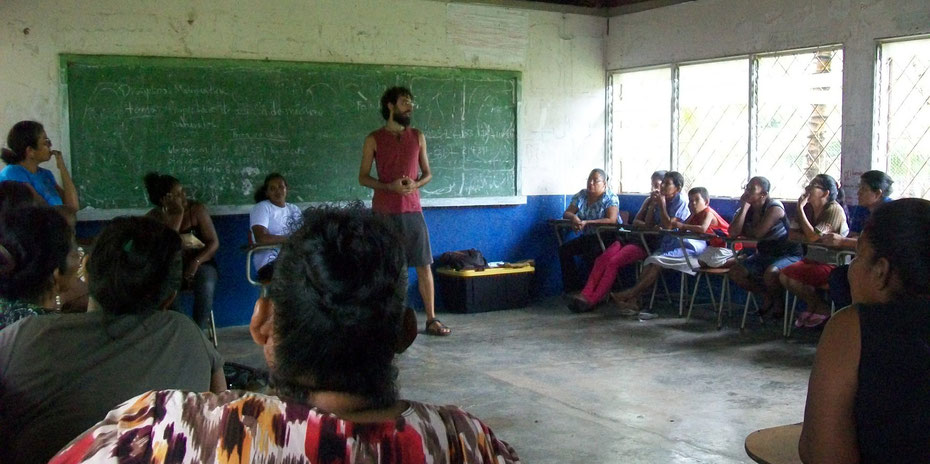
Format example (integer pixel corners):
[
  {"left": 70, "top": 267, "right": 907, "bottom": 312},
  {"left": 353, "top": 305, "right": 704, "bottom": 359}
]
[
  {"left": 876, "top": 37, "right": 930, "bottom": 200},
  {"left": 609, "top": 46, "right": 843, "bottom": 199},
  {"left": 609, "top": 67, "right": 672, "bottom": 193},
  {"left": 679, "top": 59, "right": 748, "bottom": 197},
  {"left": 756, "top": 49, "right": 843, "bottom": 199}
]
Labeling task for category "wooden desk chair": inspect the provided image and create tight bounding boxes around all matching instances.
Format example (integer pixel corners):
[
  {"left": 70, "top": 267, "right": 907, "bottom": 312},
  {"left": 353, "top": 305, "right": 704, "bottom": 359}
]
[{"left": 744, "top": 423, "right": 803, "bottom": 464}]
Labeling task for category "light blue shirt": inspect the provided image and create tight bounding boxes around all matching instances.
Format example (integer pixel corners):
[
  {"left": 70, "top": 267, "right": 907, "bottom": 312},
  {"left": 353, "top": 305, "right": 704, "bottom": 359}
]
[{"left": 0, "top": 165, "right": 62, "bottom": 206}]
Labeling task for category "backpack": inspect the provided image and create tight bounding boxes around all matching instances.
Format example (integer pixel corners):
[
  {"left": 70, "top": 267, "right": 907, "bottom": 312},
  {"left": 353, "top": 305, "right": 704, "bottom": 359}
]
[{"left": 437, "top": 249, "right": 489, "bottom": 271}]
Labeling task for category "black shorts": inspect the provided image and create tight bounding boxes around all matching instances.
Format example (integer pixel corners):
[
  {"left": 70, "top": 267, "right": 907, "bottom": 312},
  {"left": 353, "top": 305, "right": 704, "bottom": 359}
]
[{"left": 383, "top": 212, "right": 433, "bottom": 267}]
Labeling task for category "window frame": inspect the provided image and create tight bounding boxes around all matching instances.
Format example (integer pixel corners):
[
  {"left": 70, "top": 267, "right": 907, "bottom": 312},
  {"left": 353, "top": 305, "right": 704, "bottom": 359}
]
[{"left": 608, "top": 44, "right": 845, "bottom": 198}]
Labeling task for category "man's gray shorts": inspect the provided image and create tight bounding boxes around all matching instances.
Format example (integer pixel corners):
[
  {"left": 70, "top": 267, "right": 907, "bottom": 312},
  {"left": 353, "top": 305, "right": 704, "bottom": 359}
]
[{"left": 383, "top": 212, "right": 433, "bottom": 267}]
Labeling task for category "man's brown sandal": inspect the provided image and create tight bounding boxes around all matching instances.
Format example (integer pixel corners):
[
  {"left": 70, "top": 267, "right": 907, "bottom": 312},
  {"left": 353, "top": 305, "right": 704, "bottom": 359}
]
[{"left": 425, "top": 318, "right": 451, "bottom": 336}]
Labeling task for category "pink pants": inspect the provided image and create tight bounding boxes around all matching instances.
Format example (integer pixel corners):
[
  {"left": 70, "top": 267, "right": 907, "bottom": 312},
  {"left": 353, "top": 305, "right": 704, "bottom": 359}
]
[{"left": 580, "top": 241, "right": 646, "bottom": 304}]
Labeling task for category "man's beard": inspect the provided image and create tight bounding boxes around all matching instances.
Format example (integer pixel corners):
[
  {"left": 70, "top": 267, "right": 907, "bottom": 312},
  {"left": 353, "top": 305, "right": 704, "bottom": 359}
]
[{"left": 393, "top": 112, "right": 411, "bottom": 127}]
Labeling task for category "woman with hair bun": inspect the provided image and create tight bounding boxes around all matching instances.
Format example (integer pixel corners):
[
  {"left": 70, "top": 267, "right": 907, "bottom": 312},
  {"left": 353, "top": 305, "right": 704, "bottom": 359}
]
[
  {"left": 0, "top": 121, "right": 79, "bottom": 210},
  {"left": 800, "top": 198, "right": 930, "bottom": 463},
  {"left": 779, "top": 173, "right": 849, "bottom": 328}
]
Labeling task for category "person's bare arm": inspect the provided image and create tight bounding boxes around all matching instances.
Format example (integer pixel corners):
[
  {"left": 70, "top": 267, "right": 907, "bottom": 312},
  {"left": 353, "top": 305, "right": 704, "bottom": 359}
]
[
  {"left": 729, "top": 203, "right": 750, "bottom": 237},
  {"left": 582, "top": 205, "right": 620, "bottom": 227},
  {"left": 794, "top": 197, "right": 821, "bottom": 242},
  {"left": 799, "top": 307, "right": 861, "bottom": 464},
  {"left": 210, "top": 369, "right": 227, "bottom": 393},
  {"left": 657, "top": 195, "right": 674, "bottom": 229},
  {"left": 192, "top": 204, "right": 219, "bottom": 263},
  {"left": 52, "top": 150, "right": 79, "bottom": 211},
  {"left": 632, "top": 197, "right": 653, "bottom": 227},
  {"left": 414, "top": 130, "right": 432, "bottom": 189},
  {"left": 251, "top": 225, "right": 287, "bottom": 245},
  {"left": 358, "top": 134, "right": 411, "bottom": 194},
  {"left": 675, "top": 211, "right": 715, "bottom": 234}
]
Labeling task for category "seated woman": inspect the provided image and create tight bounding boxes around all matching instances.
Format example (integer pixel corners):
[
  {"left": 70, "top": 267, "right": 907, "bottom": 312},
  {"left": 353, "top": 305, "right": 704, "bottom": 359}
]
[
  {"left": 53, "top": 205, "right": 519, "bottom": 463},
  {"left": 0, "top": 205, "right": 79, "bottom": 331},
  {"left": 728, "top": 176, "right": 803, "bottom": 317},
  {"left": 778, "top": 174, "right": 849, "bottom": 328},
  {"left": 0, "top": 216, "right": 224, "bottom": 464},
  {"left": 249, "top": 173, "right": 302, "bottom": 280},
  {"left": 0, "top": 121, "right": 79, "bottom": 211},
  {"left": 799, "top": 198, "right": 930, "bottom": 463},
  {"left": 824, "top": 170, "right": 894, "bottom": 310},
  {"left": 609, "top": 186, "right": 729, "bottom": 315},
  {"left": 144, "top": 172, "right": 219, "bottom": 329},
  {"left": 570, "top": 171, "right": 688, "bottom": 313},
  {"left": 559, "top": 168, "right": 621, "bottom": 292}
]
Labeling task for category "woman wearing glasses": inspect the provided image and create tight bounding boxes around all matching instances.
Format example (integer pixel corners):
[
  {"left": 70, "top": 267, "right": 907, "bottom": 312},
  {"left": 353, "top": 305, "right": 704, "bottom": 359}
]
[
  {"left": 779, "top": 174, "right": 850, "bottom": 328},
  {"left": 0, "top": 121, "right": 79, "bottom": 211}
]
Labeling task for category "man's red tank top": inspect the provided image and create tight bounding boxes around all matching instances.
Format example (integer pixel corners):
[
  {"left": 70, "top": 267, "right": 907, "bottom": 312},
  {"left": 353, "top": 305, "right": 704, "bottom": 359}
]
[{"left": 371, "top": 127, "right": 422, "bottom": 214}]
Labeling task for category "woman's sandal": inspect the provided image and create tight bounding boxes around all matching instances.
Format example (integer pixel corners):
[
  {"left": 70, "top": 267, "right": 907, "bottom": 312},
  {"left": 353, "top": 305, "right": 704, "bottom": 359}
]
[{"left": 425, "top": 318, "right": 452, "bottom": 336}]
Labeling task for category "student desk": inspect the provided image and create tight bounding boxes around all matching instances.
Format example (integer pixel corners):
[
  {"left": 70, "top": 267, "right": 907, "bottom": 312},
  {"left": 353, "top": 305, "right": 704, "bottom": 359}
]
[{"left": 744, "top": 422, "right": 803, "bottom": 464}]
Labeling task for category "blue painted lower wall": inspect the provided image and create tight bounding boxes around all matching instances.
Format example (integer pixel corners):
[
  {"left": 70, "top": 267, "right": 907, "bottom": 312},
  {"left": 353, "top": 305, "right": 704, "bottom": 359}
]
[{"left": 76, "top": 194, "right": 826, "bottom": 327}]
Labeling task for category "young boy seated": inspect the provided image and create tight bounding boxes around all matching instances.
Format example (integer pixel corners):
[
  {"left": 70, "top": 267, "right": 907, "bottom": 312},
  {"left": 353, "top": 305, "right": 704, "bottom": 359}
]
[{"left": 610, "top": 187, "right": 729, "bottom": 317}]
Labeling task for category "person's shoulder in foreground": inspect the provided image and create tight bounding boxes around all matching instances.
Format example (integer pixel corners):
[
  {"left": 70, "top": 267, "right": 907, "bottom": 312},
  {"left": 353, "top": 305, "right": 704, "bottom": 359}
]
[{"left": 52, "top": 389, "right": 521, "bottom": 464}]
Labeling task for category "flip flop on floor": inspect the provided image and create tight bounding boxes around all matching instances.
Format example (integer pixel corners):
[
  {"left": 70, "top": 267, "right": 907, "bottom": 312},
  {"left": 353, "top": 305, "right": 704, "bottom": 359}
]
[{"left": 425, "top": 318, "right": 452, "bottom": 336}]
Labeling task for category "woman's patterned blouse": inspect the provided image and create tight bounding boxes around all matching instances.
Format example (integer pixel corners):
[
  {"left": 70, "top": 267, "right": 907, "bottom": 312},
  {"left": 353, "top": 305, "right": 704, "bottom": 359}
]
[
  {"left": 52, "top": 389, "right": 520, "bottom": 464},
  {"left": 0, "top": 298, "right": 47, "bottom": 331}
]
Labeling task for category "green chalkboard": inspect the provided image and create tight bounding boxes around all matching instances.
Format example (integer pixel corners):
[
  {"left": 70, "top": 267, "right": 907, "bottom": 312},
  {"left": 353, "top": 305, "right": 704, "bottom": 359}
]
[{"left": 62, "top": 55, "right": 519, "bottom": 210}]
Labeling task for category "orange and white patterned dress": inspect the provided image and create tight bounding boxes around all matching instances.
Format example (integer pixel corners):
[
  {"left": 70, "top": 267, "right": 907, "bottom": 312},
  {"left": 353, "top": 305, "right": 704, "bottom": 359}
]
[{"left": 52, "top": 390, "right": 520, "bottom": 464}]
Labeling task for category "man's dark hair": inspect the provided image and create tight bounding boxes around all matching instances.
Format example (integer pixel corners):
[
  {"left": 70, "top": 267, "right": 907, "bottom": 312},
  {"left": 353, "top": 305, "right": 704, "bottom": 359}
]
[
  {"left": 860, "top": 170, "right": 894, "bottom": 197},
  {"left": 3, "top": 121, "right": 44, "bottom": 165},
  {"left": 143, "top": 172, "right": 180, "bottom": 206},
  {"left": 688, "top": 187, "right": 709, "bottom": 203},
  {"left": 87, "top": 216, "right": 183, "bottom": 314},
  {"left": 664, "top": 171, "right": 685, "bottom": 190},
  {"left": 269, "top": 203, "right": 407, "bottom": 408},
  {"left": 380, "top": 86, "right": 413, "bottom": 121},
  {"left": 0, "top": 206, "right": 72, "bottom": 302},
  {"left": 254, "top": 173, "right": 287, "bottom": 203},
  {"left": 863, "top": 198, "right": 930, "bottom": 297}
]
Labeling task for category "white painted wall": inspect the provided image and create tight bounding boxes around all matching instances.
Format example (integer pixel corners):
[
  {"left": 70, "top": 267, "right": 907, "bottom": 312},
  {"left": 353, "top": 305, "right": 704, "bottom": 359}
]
[
  {"left": 0, "top": 0, "right": 607, "bottom": 198},
  {"left": 607, "top": 0, "right": 930, "bottom": 195}
]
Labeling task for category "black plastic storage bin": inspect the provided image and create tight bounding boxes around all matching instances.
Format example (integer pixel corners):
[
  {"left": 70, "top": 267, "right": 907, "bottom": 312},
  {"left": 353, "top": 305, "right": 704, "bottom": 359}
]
[{"left": 435, "top": 266, "right": 535, "bottom": 313}]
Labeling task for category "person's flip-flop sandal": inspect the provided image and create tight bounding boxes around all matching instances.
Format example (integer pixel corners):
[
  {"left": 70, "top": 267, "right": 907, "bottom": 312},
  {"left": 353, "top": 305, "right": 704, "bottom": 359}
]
[{"left": 425, "top": 318, "right": 452, "bottom": 336}]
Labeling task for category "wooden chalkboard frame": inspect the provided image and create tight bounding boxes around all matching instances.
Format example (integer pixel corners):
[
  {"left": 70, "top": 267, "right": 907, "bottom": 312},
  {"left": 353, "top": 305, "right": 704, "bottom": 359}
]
[{"left": 60, "top": 54, "right": 525, "bottom": 220}]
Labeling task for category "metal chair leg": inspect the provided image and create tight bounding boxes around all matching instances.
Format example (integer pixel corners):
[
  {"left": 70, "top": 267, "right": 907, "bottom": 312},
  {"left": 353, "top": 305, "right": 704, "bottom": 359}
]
[
  {"left": 679, "top": 273, "right": 688, "bottom": 317},
  {"left": 739, "top": 292, "right": 761, "bottom": 332},
  {"left": 716, "top": 276, "right": 729, "bottom": 330},
  {"left": 208, "top": 310, "right": 218, "bottom": 347},
  {"left": 686, "top": 273, "right": 700, "bottom": 321}
]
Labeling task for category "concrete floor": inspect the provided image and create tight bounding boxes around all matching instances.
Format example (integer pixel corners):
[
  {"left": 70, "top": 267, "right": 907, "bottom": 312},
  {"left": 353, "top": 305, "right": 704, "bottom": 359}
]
[{"left": 217, "top": 297, "right": 821, "bottom": 463}]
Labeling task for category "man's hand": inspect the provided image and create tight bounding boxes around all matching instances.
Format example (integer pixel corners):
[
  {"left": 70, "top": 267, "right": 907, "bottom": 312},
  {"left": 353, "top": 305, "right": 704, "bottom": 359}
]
[{"left": 390, "top": 176, "right": 416, "bottom": 195}]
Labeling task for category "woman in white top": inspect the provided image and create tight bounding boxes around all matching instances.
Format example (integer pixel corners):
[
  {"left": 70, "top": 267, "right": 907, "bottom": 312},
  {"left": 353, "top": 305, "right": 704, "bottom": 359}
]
[{"left": 250, "top": 173, "right": 302, "bottom": 277}]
